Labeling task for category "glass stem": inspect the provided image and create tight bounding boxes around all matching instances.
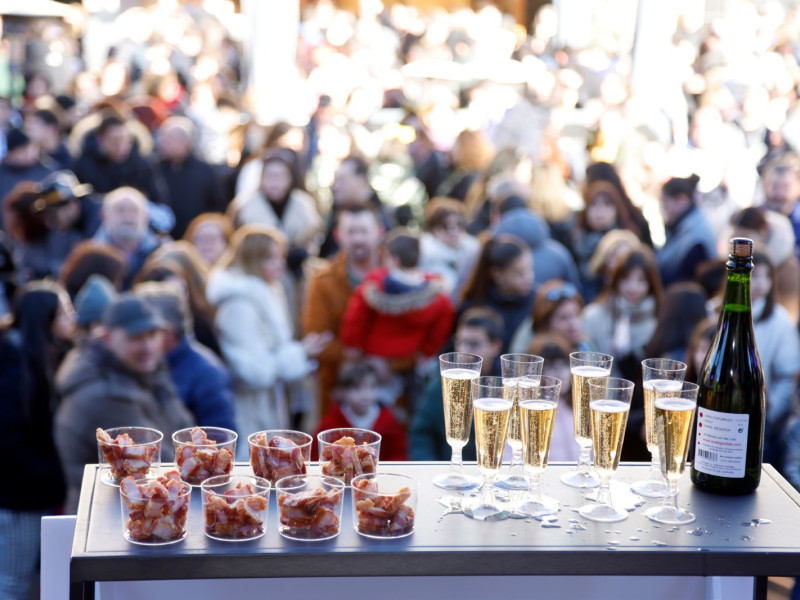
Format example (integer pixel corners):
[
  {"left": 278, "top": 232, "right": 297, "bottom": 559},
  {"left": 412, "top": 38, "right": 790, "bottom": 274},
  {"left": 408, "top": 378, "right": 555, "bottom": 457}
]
[
  {"left": 596, "top": 475, "right": 612, "bottom": 506},
  {"left": 450, "top": 446, "right": 464, "bottom": 474},
  {"left": 508, "top": 447, "right": 524, "bottom": 475},
  {"left": 528, "top": 472, "right": 542, "bottom": 503},
  {"left": 577, "top": 444, "right": 592, "bottom": 472},
  {"left": 665, "top": 478, "right": 679, "bottom": 511},
  {"left": 649, "top": 450, "right": 662, "bottom": 481}
]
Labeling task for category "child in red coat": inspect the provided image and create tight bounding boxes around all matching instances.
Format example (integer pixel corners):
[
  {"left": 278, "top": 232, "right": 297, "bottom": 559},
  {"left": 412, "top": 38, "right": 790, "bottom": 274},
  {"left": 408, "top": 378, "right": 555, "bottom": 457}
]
[{"left": 314, "top": 360, "right": 408, "bottom": 461}]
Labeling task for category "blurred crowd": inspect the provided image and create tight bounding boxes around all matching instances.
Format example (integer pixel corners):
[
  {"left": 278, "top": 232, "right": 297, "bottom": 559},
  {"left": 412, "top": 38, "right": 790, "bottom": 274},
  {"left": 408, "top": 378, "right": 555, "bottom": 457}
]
[{"left": 4, "top": 0, "right": 800, "bottom": 597}]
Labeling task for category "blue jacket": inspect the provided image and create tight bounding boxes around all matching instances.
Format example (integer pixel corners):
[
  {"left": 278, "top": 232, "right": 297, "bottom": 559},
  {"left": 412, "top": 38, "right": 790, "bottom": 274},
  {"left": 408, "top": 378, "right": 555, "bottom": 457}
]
[{"left": 167, "top": 337, "right": 237, "bottom": 433}]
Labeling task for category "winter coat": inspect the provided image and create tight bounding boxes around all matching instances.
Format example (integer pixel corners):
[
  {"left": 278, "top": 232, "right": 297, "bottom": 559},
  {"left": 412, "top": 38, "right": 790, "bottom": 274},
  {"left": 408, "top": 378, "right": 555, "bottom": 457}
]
[
  {"left": 156, "top": 154, "right": 227, "bottom": 239},
  {"left": 54, "top": 339, "right": 193, "bottom": 513},
  {"left": 753, "top": 299, "right": 800, "bottom": 444},
  {"left": 0, "top": 330, "right": 65, "bottom": 511},
  {"left": 227, "top": 187, "right": 323, "bottom": 253},
  {"left": 206, "top": 267, "right": 312, "bottom": 446},
  {"left": 494, "top": 207, "right": 581, "bottom": 288},
  {"left": 301, "top": 252, "right": 357, "bottom": 414},
  {"left": 657, "top": 207, "right": 717, "bottom": 286},
  {"left": 419, "top": 231, "right": 480, "bottom": 297},
  {"left": 461, "top": 284, "right": 537, "bottom": 355},
  {"left": 340, "top": 267, "right": 455, "bottom": 365},
  {"left": 166, "top": 337, "right": 237, "bottom": 432}
]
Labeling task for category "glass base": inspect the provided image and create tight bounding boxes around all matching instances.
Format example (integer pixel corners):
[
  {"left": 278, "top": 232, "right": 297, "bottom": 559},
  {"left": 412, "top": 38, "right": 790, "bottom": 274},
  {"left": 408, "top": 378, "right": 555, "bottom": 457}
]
[
  {"left": 578, "top": 502, "right": 628, "bottom": 522},
  {"left": 584, "top": 481, "right": 644, "bottom": 510},
  {"left": 561, "top": 468, "right": 600, "bottom": 489},
  {"left": 464, "top": 502, "right": 510, "bottom": 521},
  {"left": 645, "top": 505, "right": 696, "bottom": 525},
  {"left": 630, "top": 478, "right": 668, "bottom": 498},
  {"left": 495, "top": 472, "right": 529, "bottom": 490},
  {"left": 516, "top": 495, "right": 559, "bottom": 518},
  {"left": 433, "top": 471, "right": 481, "bottom": 491}
]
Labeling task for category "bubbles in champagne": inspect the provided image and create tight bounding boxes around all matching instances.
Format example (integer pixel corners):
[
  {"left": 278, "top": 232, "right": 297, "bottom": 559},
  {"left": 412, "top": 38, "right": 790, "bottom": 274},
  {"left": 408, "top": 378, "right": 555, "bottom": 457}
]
[
  {"left": 441, "top": 368, "right": 479, "bottom": 447},
  {"left": 589, "top": 399, "right": 629, "bottom": 475},
  {"left": 473, "top": 397, "right": 512, "bottom": 475},
  {"left": 571, "top": 366, "right": 610, "bottom": 445}
]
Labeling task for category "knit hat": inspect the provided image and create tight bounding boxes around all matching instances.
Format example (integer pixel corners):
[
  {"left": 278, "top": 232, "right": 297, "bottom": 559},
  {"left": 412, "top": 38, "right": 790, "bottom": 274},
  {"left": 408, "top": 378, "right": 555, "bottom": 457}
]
[
  {"left": 74, "top": 275, "right": 118, "bottom": 326},
  {"left": 5, "top": 128, "right": 31, "bottom": 153},
  {"left": 102, "top": 292, "right": 166, "bottom": 335}
]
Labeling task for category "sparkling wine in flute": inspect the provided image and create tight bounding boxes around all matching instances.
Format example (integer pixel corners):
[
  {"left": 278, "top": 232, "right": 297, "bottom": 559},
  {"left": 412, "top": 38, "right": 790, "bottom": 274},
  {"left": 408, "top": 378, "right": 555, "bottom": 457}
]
[
  {"left": 572, "top": 366, "right": 611, "bottom": 445},
  {"left": 442, "top": 368, "right": 479, "bottom": 447},
  {"left": 520, "top": 399, "right": 557, "bottom": 474},
  {"left": 590, "top": 399, "right": 629, "bottom": 476},
  {"left": 643, "top": 379, "right": 683, "bottom": 453},
  {"left": 656, "top": 397, "right": 696, "bottom": 480},
  {"left": 502, "top": 378, "right": 522, "bottom": 451},
  {"left": 473, "top": 397, "right": 512, "bottom": 474}
]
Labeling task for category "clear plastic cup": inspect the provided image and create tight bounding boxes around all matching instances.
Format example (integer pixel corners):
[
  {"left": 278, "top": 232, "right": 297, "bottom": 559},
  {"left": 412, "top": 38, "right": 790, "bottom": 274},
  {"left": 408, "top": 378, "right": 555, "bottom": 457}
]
[
  {"left": 97, "top": 426, "right": 162, "bottom": 486},
  {"left": 201, "top": 474, "right": 271, "bottom": 541},
  {"left": 276, "top": 474, "right": 345, "bottom": 541},
  {"left": 351, "top": 472, "right": 417, "bottom": 539},
  {"left": 119, "top": 470, "right": 190, "bottom": 545},
  {"left": 248, "top": 430, "right": 312, "bottom": 484},
  {"left": 318, "top": 428, "right": 381, "bottom": 486},
  {"left": 172, "top": 426, "right": 237, "bottom": 485}
]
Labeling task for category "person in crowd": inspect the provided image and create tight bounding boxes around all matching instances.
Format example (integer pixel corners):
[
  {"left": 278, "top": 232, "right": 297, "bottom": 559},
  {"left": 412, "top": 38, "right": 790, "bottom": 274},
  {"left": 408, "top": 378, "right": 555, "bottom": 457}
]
[
  {"left": 59, "top": 240, "right": 125, "bottom": 299},
  {"left": 54, "top": 292, "right": 194, "bottom": 513},
  {"left": 403, "top": 113, "right": 450, "bottom": 201},
  {"left": 135, "top": 280, "right": 236, "bottom": 432},
  {"left": 583, "top": 229, "right": 642, "bottom": 304},
  {"left": 459, "top": 233, "right": 535, "bottom": 354},
  {"left": 760, "top": 153, "right": 800, "bottom": 254},
  {"left": 183, "top": 212, "right": 233, "bottom": 267},
  {"left": 154, "top": 116, "right": 226, "bottom": 239},
  {"left": 571, "top": 176, "right": 646, "bottom": 299},
  {"left": 318, "top": 155, "right": 393, "bottom": 258},
  {"left": 409, "top": 307, "right": 503, "bottom": 461},
  {"left": 684, "top": 317, "right": 717, "bottom": 384},
  {"left": 749, "top": 252, "right": 800, "bottom": 468},
  {"left": 0, "top": 281, "right": 75, "bottom": 600},
  {"left": 436, "top": 129, "right": 495, "bottom": 202},
  {"left": 494, "top": 204, "right": 581, "bottom": 289},
  {"left": 527, "top": 161, "right": 579, "bottom": 250},
  {"left": 71, "top": 112, "right": 164, "bottom": 204},
  {"left": 526, "top": 333, "right": 579, "bottom": 462},
  {"left": 137, "top": 241, "right": 220, "bottom": 355},
  {"left": 206, "top": 224, "right": 331, "bottom": 453},
  {"left": 510, "top": 279, "right": 592, "bottom": 355},
  {"left": 93, "top": 186, "right": 162, "bottom": 289},
  {"left": 314, "top": 359, "right": 407, "bottom": 461},
  {"left": 418, "top": 197, "right": 480, "bottom": 297},
  {"left": 584, "top": 161, "right": 652, "bottom": 246},
  {"left": 0, "top": 128, "right": 54, "bottom": 210},
  {"left": 302, "top": 203, "right": 384, "bottom": 416},
  {"left": 2, "top": 182, "right": 54, "bottom": 282},
  {"left": 730, "top": 206, "right": 800, "bottom": 323},
  {"left": 25, "top": 108, "right": 72, "bottom": 169},
  {"left": 644, "top": 282, "right": 710, "bottom": 364},
  {"left": 73, "top": 274, "right": 118, "bottom": 344},
  {"left": 581, "top": 247, "right": 663, "bottom": 381},
  {"left": 340, "top": 227, "right": 455, "bottom": 414},
  {"left": 657, "top": 174, "right": 718, "bottom": 287},
  {"left": 0, "top": 231, "right": 16, "bottom": 319}
]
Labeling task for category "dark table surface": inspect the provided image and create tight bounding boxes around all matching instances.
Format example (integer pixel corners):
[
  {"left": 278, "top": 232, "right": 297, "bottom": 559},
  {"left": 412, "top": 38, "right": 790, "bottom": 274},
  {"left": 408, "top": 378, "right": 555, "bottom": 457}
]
[{"left": 70, "top": 462, "right": 800, "bottom": 584}]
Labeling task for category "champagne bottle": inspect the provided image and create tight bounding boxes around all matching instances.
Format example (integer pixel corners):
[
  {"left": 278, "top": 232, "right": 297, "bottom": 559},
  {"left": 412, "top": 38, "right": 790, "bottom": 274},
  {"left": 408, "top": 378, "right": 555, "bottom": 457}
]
[{"left": 690, "top": 238, "right": 766, "bottom": 494}]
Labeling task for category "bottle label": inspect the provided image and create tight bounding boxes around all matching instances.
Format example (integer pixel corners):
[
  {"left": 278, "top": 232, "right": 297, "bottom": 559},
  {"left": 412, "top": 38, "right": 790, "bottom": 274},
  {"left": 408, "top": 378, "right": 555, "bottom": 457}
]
[{"left": 694, "top": 407, "right": 749, "bottom": 478}]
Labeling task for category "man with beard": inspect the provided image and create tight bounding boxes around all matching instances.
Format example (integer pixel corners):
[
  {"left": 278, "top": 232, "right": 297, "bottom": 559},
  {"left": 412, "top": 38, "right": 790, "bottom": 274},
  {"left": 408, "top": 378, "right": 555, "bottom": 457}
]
[
  {"left": 302, "top": 204, "right": 384, "bottom": 415},
  {"left": 94, "top": 187, "right": 162, "bottom": 289}
]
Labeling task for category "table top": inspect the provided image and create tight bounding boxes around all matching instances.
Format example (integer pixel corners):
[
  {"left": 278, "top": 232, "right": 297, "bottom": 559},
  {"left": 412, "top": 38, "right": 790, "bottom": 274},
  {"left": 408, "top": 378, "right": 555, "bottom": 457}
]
[{"left": 71, "top": 462, "right": 800, "bottom": 583}]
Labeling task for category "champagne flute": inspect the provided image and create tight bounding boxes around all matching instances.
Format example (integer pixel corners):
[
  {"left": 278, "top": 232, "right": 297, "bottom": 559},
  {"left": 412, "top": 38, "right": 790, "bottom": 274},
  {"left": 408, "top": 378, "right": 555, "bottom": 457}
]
[
  {"left": 646, "top": 381, "right": 699, "bottom": 524},
  {"left": 517, "top": 375, "right": 562, "bottom": 517},
  {"left": 496, "top": 354, "right": 544, "bottom": 490},
  {"left": 433, "top": 352, "right": 483, "bottom": 491},
  {"left": 578, "top": 377, "right": 634, "bottom": 522},
  {"left": 464, "top": 376, "right": 512, "bottom": 521},
  {"left": 561, "top": 351, "right": 613, "bottom": 488},
  {"left": 632, "top": 358, "right": 687, "bottom": 498}
]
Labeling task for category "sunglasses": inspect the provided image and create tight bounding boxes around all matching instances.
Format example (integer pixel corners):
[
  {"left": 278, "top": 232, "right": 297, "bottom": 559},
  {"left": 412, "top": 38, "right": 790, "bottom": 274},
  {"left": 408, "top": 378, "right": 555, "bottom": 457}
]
[{"left": 544, "top": 282, "right": 579, "bottom": 302}]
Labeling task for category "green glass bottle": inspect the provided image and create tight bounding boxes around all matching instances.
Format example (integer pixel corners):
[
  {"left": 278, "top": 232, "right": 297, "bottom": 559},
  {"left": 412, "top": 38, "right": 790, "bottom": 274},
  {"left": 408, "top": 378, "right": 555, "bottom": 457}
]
[{"left": 690, "top": 238, "right": 766, "bottom": 494}]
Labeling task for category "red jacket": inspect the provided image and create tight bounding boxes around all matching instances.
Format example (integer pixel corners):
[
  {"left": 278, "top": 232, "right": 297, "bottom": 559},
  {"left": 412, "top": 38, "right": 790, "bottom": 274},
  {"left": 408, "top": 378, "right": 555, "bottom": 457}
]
[
  {"left": 340, "top": 267, "right": 455, "bottom": 362},
  {"left": 313, "top": 403, "right": 408, "bottom": 461}
]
